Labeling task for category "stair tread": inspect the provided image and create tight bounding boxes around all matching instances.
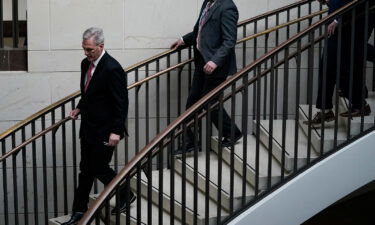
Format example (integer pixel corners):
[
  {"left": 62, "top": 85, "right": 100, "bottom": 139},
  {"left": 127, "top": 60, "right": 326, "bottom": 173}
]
[
  {"left": 212, "top": 135, "right": 282, "bottom": 177},
  {"left": 183, "top": 151, "right": 255, "bottom": 198},
  {"left": 148, "top": 168, "right": 228, "bottom": 220},
  {"left": 259, "top": 119, "right": 319, "bottom": 158},
  {"left": 299, "top": 105, "right": 348, "bottom": 140},
  {"left": 340, "top": 92, "right": 375, "bottom": 124},
  {"left": 89, "top": 194, "right": 179, "bottom": 225}
]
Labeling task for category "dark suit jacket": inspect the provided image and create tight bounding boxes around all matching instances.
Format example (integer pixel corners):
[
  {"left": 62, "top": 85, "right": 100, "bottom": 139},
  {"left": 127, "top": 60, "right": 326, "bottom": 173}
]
[
  {"left": 77, "top": 52, "right": 128, "bottom": 144},
  {"left": 182, "top": 0, "right": 239, "bottom": 77}
]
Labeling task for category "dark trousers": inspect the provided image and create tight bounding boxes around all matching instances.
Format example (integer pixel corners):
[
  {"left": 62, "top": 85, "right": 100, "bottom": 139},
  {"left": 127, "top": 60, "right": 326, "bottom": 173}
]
[
  {"left": 72, "top": 138, "right": 117, "bottom": 212},
  {"left": 339, "top": 8, "right": 374, "bottom": 109},
  {"left": 185, "top": 52, "right": 241, "bottom": 143},
  {"left": 316, "top": 10, "right": 374, "bottom": 110}
]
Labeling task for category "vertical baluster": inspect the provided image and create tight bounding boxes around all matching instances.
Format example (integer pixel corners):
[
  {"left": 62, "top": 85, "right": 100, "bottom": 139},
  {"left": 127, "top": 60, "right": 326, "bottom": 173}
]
[
  {"left": 294, "top": 39, "right": 302, "bottom": 172},
  {"left": 146, "top": 64, "right": 150, "bottom": 144},
  {"left": 61, "top": 105, "right": 69, "bottom": 213},
  {"left": 229, "top": 83, "right": 236, "bottom": 213},
  {"left": 181, "top": 123, "right": 187, "bottom": 224},
  {"left": 135, "top": 68, "right": 140, "bottom": 155},
  {"left": 346, "top": 9, "right": 356, "bottom": 139},
  {"left": 216, "top": 93, "right": 224, "bottom": 223},
  {"left": 177, "top": 50, "right": 182, "bottom": 117},
  {"left": 193, "top": 113, "right": 199, "bottom": 224},
  {"left": 21, "top": 127, "right": 29, "bottom": 225},
  {"left": 147, "top": 151, "right": 153, "bottom": 225},
  {"left": 241, "top": 73, "right": 249, "bottom": 205},
  {"left": 11, "top": 134, "right": 19, "bottom": 225},
  {"left": 156, "top": 60, "right": 161, "bottom": 169},
  {"left": 158, "top": 142, "right": 164, "bottom": 225},
  {"left": 253, "top": 21, "right": 258, "bottom": 120},
  {"left": 281, "top": 47, "right": 289, "bottom": 179},
  {"left": 255, "top": 66, "right": 261, "bottom": 196},
  {"left": 2, "top": 139, "right": 9, "bottom": 225},
  {"left": 263, "top": 17, "right": 269, "bottom": 120},
  {"left": 167, "top": 55, "right": 171, "bottom": 168},
  {"left": 360, "top": 1, "right": 369, "bottom": 133},
  {"left": 169, "top": 133, "right": 175, "bottom": 225},
  {"left": 306, "top": 31, "right": 315, "bottom": 164},
  {"left": 136, "top": 160, "right": 141, "bottom": 225},
  {"left": 204, "top": 102, "right": 211, "bottom": 224},
  {"left": 333, "top": 18, "right": 343, "bottom": 151},
  {"left": 274, "top": 13, "right": 280, "bottom": 120},
  {"left": 31, "top": 121, "right": 39, "bottom": 225},
  {"left": 41, "top": 115, "right": 49, "bottom": 224},
  {"left": 51, "top": 110, "right": 59, "bottom": 216},
  {"left": 286, "top": 9, "right": 290, "bottom": 40},
  {"left": 242, "top": 25, "right": 246, "bottom": 68},
  {"left": 268, "top": 57, "right": 275, "bottom": 189}
]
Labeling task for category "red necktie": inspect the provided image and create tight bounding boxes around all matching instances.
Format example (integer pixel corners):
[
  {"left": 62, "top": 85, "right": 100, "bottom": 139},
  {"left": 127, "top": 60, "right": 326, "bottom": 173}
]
[{"left": 84, "top": 63, "right": 94, "bottom": 92}]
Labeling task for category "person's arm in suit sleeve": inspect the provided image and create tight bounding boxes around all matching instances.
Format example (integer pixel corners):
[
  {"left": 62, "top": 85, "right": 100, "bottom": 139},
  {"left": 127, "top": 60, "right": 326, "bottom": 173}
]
[
  {"left": 210, "top": 6, "right": 239, "bottom": 67},
  {"left": 109, "top": 66, "right": 128, "bottom": 136}
]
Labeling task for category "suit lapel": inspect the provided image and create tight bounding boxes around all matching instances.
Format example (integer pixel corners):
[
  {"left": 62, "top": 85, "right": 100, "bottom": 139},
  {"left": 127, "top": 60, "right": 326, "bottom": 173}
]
[
  {"left": 201, "top": 0, "right": 221, "bottom": 28},
  {"left": 84, "top": 52, "right": 108, "bottom": 94}
]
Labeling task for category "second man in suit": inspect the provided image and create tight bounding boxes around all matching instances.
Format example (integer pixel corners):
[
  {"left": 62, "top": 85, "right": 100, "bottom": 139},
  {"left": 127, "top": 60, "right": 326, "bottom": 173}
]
[{"left": 171, "top": 0, "right": 242, "bottom": 154}]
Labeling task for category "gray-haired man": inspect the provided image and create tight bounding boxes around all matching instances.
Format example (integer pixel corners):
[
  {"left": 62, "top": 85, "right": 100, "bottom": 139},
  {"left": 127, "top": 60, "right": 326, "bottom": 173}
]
[{"left": 62, "top": 27, "right": 134, "bottom": 225}]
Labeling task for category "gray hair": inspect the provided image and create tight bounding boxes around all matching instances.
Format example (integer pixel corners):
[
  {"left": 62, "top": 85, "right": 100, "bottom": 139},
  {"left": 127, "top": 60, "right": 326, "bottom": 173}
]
[{"left": 82, "top": 27, "right": 104, "bottom": 45}]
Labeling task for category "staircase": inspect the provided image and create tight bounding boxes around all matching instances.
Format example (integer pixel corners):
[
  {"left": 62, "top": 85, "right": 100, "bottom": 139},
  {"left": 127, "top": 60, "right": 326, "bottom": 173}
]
[{"left": 2, "top": 0, "right": 375, "bottom": 225}]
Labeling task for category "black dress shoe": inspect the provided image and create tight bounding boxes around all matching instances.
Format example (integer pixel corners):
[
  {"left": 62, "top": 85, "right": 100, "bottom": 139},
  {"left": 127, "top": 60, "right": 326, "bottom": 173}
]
[
  {"left": 340, "top": 104, "right": 371, "bottom": 117},
  {"left": 222, "top": 134, "right": 243, "bottom": 147},
  {"left": 61, "top": 212, "right": 84, "bottom": 225},
  {"left": 303, "top": 110, "right": 335, "bottom": 126},
  {"left": 111, "top": 191, "right": 136, "bottom": 215}
]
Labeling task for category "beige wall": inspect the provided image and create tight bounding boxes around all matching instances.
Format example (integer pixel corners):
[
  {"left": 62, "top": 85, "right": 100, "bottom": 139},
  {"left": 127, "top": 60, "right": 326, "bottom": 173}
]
[{"left": 0, "top": 0, "right": 298, "bottom": 133}]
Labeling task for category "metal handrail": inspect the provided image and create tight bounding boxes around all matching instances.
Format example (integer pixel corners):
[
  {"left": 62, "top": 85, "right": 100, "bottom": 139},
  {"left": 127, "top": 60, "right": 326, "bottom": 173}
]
[
  {"left": 0, "top": 0, "right": 316, "bottom": 142},
  {"left": 79, "top": 0, "right": 361, "bottom": 223}
]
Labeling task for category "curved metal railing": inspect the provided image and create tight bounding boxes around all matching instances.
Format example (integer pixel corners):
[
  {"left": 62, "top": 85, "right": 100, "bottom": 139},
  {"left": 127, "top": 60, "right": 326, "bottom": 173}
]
[
  {"left": 78, "top": 0, "right": 375, "bottom": 224},
  {"left": 0, "top": 1, "right": 329, "bottom": 224}
]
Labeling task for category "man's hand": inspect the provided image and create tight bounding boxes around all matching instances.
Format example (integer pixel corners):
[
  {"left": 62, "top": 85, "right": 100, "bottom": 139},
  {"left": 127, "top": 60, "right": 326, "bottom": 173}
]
[
  {"left": 327, "top": 20, "right": 338, "bottom": 37},
  {"left": 203, "top": 61, "right": 218, "bottom": 75},
  {"left": 170, "top": 38, "right": 185, "bottom": 49},
  {"left": 69, "top": 108, "right": 80, "bottom": 120},
  {"left": 108, "top": 133, "right": 120, "bottom": 146}
]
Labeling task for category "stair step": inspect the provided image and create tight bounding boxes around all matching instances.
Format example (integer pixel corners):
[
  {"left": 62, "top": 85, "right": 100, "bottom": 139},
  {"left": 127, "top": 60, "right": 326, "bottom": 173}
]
[
  {"left": 256, "top": 119, "right": 319, "bottom": 171},
  {"left": 49, "top": 215, "right": 80, "bottom": 225},
  {"left": 89, "top": 193, "right": 179, "bottom": 225},
  {"left": 340, "top": 92, "right": 375, "bottom": 136},
  {"left": 176, "top": 150, "right": 255, "bottom": 210},
  {"left": 211, "top": 135, "right": 282, "bottom": 189},
  {"left": 299, "top": 105, "right": 348, "bottom": 152},
  {"left": 133, "top": 169, "right": 228, "bottom": 225}
]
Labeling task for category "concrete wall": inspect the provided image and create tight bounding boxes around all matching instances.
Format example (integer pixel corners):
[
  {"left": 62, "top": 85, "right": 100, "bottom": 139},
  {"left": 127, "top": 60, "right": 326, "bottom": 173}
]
[{"left": 0, "top": 0, "right": 297, "bottom": 133}]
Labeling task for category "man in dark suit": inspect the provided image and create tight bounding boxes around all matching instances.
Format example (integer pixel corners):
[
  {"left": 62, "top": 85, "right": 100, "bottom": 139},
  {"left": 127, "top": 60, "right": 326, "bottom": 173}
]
[
  {"left": 171, "top": 0, "right": 242, "bottom": 154},
  {"left": 62, "top": 27, "right": 135, "bottom": 225},
  {"left": 304, "top": 0, "right": 374, "bottom": 126}
]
